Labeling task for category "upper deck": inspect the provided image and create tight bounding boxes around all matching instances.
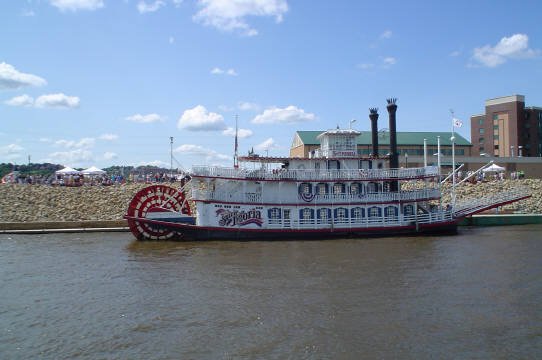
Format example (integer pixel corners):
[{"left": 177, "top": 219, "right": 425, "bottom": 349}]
[{"left": 191, "top": 165, "right": 439, "bottom": 182}]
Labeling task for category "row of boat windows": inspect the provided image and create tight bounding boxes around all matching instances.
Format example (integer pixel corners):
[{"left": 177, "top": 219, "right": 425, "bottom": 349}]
[
  {"left": 268, "top": 205, "right": 415, "bottom": 219},
  {"left": 299, "top": 182, "right": 389, "bottom": 195}
]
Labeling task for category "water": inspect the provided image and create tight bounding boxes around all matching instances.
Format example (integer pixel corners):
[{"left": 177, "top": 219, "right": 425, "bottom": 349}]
[{"left": 1, "top": 226, "right": 541, "bottom": 359}]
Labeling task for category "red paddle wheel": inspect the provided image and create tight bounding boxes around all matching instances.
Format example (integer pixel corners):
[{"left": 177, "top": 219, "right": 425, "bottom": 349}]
[{"left": 126, "top": 184, "right": 192, "bottom": 240}]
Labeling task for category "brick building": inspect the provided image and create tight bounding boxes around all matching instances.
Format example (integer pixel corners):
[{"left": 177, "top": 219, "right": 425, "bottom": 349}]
[{"left": 470, "top": 95, "right": 542, "bottom": 157}]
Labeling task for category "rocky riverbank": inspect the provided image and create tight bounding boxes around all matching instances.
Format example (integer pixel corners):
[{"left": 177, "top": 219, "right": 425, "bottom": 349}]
[
  {"left": 441, "top": 178, "right": 542, "bottom": 213},
  {"left": 0, "top": 183, "right": 151, "bottom": 222},
  {"left": 0, "top": 179, "right": 541, "bottom": 223}
]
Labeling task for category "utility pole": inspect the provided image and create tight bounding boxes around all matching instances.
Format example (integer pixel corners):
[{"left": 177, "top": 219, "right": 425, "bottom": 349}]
[{"left": 170, "top": 136, "right": 173, "bottom": 178}]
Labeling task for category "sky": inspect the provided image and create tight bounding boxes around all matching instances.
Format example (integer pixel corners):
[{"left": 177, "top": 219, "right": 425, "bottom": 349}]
[{"left": 1, "top": 0, "right": 541, "bottom": 170}]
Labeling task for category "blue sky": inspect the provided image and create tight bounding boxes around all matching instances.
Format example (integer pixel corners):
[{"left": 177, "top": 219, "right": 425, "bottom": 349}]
[{"left": 1, "top": 0, "right": 541, "bottom": 169}]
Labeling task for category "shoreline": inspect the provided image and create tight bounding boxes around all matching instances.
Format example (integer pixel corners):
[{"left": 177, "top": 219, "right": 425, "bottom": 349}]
[
  {"left": 1, "top": 179, "right": 541, "bottom": 232},
  {"left": 2, "top": 215, "right": 542, "bottom": 234}
]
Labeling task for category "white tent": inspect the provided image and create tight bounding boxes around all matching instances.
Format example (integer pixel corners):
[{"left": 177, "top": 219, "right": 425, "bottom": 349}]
[
  {"left": 55, "top": 166, "right": 81, "bottom": 175},
  {"left": 483, "top": 163, "right": 505, "bottom": 173},
  {"left": 82, "top": 166, "right": 106, "bottom": 175}
]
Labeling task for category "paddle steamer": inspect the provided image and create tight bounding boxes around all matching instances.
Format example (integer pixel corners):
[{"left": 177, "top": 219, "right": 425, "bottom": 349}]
[{"left": 125, "top": 99, "right": 529, "bottom": 240}]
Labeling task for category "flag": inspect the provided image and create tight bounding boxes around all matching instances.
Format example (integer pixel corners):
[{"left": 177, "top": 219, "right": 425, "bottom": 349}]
[{"left": 453, "top": 118, "right": 463, "bottom": 128}]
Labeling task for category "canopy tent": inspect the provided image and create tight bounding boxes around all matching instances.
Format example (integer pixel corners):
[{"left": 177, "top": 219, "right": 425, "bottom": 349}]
[
  {"left": 82, "top": 166, "right": 106, "bottom": 175},
  {"left": 55, "top": 166, "right": 81, "bottom": 175},
  {"left": 483, "top": 163, "right": 505, "bottom": 173}
]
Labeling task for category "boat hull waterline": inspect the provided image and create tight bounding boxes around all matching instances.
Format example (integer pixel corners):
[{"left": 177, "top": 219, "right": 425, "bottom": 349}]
[{"left": 125, "top": 214, "right": 459, "bottom": 241}]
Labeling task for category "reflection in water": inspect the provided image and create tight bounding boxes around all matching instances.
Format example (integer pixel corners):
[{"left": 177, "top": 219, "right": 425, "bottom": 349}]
[{"left": 1, "top": 226, "right": 541, "bottom": 359}]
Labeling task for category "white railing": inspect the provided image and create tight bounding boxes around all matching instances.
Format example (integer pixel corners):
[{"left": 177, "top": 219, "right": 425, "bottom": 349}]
[
  {"left": 267, "top": 209, "right": 453, "bottom": 229},
  {"left": 191, "top": 188, "right": 440, "bottom": 204},
  {"left": 453, "top": 186, "right": 531, "bottom": 218},
  {"left": 191, "top": 165, "right": 439, "bottom": 181}
]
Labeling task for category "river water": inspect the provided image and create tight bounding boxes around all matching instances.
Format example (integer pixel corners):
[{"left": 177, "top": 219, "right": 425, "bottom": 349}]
[{"left": 1, "top": 225, "right": 541, "bottom": 359}]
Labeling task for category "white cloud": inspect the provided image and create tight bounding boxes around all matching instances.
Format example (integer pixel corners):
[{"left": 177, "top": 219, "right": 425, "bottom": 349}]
[
  {"left": 177, "top": 105, "right": 226, "bottom": 131},
  {"left": 99, "top": 133, "right": 119, "bottom": 141},
  {"left": 252, "top": 105, "right": 316, "bottom": 124},
  {"left": 35, "top": 93, "right": 80, "bottom": 108},
  {"left": 125, "top": 113, "right": 165, "bottom": 123},
  {"left": 137, "top": 0, "right": 165, "bottom": 13},
  {"left": 0, "top": 62, "right": 47, "bottom": 90},
  {"left": 5, "top": 93, "right": 81, "bottom": 109},
  {"left": 382, "top": 57, "right": 397, "bottom": 66},
  {"left": 472, "top": 33, "right": 539, "bottom": 68},
  {"left": 103, "top": 151, "right": 118, "bottom": 160},
  {"left": 169, "top": 36, "right": 175, "bottom": 44},
  {"left": 211, "top": 67, "right": 238, "bottom": 76},
  {"left": 450, "top": 50, "right": 461, "bottom": 57},
  {"left": 357, "top": 57, "right": 397, "bottom": 71},
  {"left": 222, "top": 127, "right": 253, "bottom": 138},
  {"left": 5, "top": 94, "right": 34, "bottom": 107},
  {"left": 238, "top": 101, "right": 259, "bottom": 111},
  {"left": 380, "top": 30, "right": 392, "bottom": 39},
  {"left": 49, "top": 0, "right": 104, "bottom": 12},
  {"left": 193, "top": 0, "right": 289, "bottom": 36},
  {"left": 54, "top": 137, "right": 95, "bottom": 149},
  {"left": 0, "top": 143, "right": 24, "bottom": 160},
  {"left": 174, "top": 144, "right": 229, "bottom": 161},
  {"left": 46, "top": 149, "right": 93, "bottom": 165},
  {"left": 172, "top": 0, "right": 183, "bottom": 7},
  {"left": 357, "top": 63, "right": 374, "bottom": 70},
  {"left": 254, "top": 138, "right": 279, "bottom": 151}
]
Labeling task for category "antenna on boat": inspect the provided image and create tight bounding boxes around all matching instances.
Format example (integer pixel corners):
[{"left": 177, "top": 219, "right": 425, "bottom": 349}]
[{"left": 234, "top": 115, "right": 239, "bottom": 169}]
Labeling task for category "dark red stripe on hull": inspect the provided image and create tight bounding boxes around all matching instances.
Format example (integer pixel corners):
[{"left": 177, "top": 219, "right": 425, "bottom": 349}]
[{"left": 125, "top": 216, "right": 457, "bottom": 241}]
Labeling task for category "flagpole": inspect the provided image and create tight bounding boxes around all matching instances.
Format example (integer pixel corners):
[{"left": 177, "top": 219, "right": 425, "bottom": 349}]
[{"left": 450, "top": 110, "right": 456, "bottom": 211}]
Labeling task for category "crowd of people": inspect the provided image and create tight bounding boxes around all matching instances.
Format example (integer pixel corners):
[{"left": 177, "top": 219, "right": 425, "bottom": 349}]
[
  {"left": 448, "top": 170, "right": 525, "bottom": 183},
  {"left": 1, "top": 172, "right": 190, "bottom": 186}
]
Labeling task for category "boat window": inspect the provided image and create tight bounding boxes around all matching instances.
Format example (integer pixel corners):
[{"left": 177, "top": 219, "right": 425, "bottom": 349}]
[
  {"left": 350, "top": 182, "right": 365, "bottom": 195},
  {"left": 350, "top": 183, "right": 359, "bottom": 194},
  {"left": 328, "top": 160, "right": 340, "bottom": 170},
  {"left": 317, "top": 208, "right": 331, "bottom": 221},
  {"left": 334, "top": 208, "right": 348, "bottom": 220},
  {"left": 268, "top": 208, "right": 281, "bottom": 219},
  {"left": 368, "top": 206, "right": 381, "bottom": 218},
  {"left": 403, "top": 204, "right": 414, "bottom": 216},
  {"left": 283, "top": 209, "right": 290, "bottom": 219},
  {"left": 299, "top": 182, "right": 312, "bottom": 194},
  {"left": 300, "top": 208, "right": 314, "bottom": 220},
  {"left": 351, "top": 207, "right": 364, "bottom": 219},
  {"left": 385, "top": 206, "right": 398, "bottom": 218},
  {"left": 367, "top": 182, "right": 381, "bottom": 193},
  {"left": 316, "top": 183, "right": 328, "bottom": 195},
  {"left": 333, "top": 183, "right": 346, "bottom": 194}
]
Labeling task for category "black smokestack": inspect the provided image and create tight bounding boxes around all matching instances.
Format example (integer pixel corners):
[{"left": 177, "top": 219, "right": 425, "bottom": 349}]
[
  {"left": 369, "top": 108, "right": 379, "bottom": 157},
  {"left": 386, "top": 98, "right": 398, "bottom": 169}
]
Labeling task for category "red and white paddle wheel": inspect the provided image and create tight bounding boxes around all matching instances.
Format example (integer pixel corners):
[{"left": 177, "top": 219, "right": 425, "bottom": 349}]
[{"left": 126, "top": 185, "right": 192, "bottom": 240}]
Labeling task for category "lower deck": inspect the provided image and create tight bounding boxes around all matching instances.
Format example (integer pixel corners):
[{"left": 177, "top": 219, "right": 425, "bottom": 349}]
[{"left": 196, "top": 201, "right": 452, "bottom": 230}]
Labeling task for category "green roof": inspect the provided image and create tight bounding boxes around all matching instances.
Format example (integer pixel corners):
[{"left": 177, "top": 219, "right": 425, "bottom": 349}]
[{"left": 296, "top": 131, "right": 471, "bottom": 146}]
